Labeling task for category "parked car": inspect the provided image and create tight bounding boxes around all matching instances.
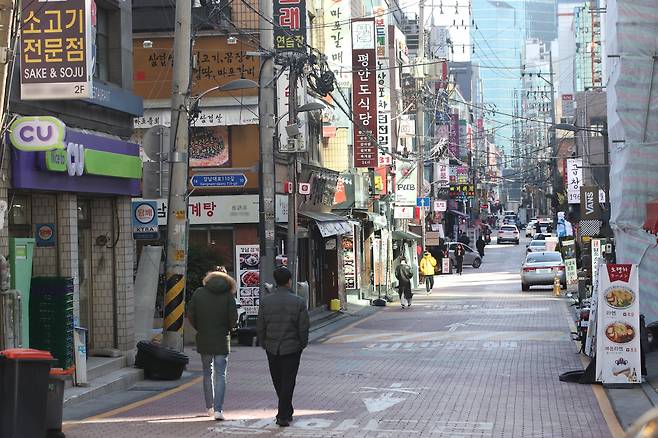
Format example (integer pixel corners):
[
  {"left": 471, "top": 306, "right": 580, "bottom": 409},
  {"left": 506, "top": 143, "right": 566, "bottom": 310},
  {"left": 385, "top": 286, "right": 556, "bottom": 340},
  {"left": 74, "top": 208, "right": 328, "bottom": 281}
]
[
  {"left": 520, "top": 251, "right": 566, "bottom": 291},
  {"left": 526, "top": 239, "right": 547, "bottom": 253},
  {"left": 448, "top": 242, "right": 482, "bottom": 268},
  {"left": 497, "top": 225, "right": 520, "bottom": 244},
  {"left": 525, "top": 220, "right": 537, "bottom": 237},
  {"left": 537, "top": 218, "right": 554, "bottom": 234}
]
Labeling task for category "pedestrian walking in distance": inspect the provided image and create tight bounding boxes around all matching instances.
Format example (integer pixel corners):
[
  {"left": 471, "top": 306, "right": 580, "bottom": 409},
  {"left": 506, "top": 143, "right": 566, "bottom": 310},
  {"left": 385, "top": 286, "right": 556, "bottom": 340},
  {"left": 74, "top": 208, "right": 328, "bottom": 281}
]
[
  {"left": 257, "top": 267, "right": 310, "bottom": 427},
  {"left": 476, "top": 235, "right": 486, "bottom": 258},
  {"left": 395, "top": 256, "right": 414, "bottom": 308},
  {"left": 187, "top": 270, "right": 238, "bottom": 421},
  {"left": 419, "top": 251, "right": 437, "bottom": 294},
  {"left": 455, "top": 243, "right": 466, "bottom": 275}
]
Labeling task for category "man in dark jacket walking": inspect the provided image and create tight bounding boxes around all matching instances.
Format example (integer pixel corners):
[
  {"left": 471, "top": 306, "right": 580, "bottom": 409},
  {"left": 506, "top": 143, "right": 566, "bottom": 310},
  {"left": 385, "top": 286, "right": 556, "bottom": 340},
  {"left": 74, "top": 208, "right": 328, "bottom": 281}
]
[
  {"left": 187, "top": 271, "right": 238, "bottom": 421},
  {"left": 257, "top": 267, "right": 310, "bottom": 427}
]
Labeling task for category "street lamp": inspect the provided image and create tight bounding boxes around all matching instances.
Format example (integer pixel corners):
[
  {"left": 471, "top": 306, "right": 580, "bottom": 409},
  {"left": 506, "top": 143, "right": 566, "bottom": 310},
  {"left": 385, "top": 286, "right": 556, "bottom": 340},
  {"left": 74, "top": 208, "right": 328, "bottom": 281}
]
[{"left": 282, "top": 100, "right": 326, "bottom": 294}]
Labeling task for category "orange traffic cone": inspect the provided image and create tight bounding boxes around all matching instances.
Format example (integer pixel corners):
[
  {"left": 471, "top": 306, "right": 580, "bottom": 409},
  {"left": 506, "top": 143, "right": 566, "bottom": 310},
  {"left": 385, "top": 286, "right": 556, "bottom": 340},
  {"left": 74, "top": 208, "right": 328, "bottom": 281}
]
[{"left": 553, "top": 275, "right": 561, "bottom": 297}]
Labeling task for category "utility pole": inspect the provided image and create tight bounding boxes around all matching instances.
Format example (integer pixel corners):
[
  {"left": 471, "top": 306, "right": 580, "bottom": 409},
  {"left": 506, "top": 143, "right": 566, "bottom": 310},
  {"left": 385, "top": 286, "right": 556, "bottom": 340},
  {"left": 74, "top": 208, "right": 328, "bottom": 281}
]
[
  {"left": 163, "top": 0, "right": 192, "bottom": 351},
  {"left": 259, "top": 0, "right": 276, "bottom": 287},
  {"left": 548, "top": 50, "right": 558, "bottom": 215},
  {"left": 286, "top": 65, "right": 299, "bottom": 292},
  {"left": 416, "top": 0, "right": 426, "bottom": 251}
]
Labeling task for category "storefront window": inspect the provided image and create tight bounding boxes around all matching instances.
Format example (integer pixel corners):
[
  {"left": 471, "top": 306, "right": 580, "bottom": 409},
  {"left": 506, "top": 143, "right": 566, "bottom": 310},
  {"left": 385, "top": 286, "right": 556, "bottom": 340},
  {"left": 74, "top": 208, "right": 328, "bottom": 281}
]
[{"left": 8, "top": 194, "right": 31, "bottom": 238}]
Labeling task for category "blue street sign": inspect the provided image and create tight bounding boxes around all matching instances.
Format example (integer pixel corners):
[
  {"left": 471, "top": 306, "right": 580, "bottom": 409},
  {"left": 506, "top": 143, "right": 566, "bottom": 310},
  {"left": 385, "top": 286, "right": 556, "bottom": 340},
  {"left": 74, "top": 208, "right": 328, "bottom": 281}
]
[
  {"left": 190, "top": 174, "right": 248, "bottom": 188},
  {"left": 417, "top": 197, "right": 431, "bottom": 207}
]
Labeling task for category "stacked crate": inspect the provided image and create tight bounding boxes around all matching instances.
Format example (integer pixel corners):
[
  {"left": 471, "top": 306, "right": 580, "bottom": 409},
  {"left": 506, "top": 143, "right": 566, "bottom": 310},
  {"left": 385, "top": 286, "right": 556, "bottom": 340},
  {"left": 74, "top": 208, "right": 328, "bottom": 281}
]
[{"left": 29, "top": 277, "right": 74, "bottom": 369}]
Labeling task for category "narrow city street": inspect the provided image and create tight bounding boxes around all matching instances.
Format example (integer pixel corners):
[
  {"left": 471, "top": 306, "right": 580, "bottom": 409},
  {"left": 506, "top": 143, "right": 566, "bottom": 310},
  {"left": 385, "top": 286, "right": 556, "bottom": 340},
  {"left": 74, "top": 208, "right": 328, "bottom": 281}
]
[{"left": 62, "top": 239, "right": 619, "bottom": 438}]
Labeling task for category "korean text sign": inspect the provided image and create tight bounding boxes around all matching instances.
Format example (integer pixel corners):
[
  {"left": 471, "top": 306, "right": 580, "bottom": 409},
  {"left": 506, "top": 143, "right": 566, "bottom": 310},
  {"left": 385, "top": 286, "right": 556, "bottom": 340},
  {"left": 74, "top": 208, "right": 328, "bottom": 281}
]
[
  {"left": 20, "top": 0, "right": 92, "bottom": 100},
  {"left": 323, "top": 0, "right": 351, "bottom": 87},
  {"left": 596, "top": 264, "right": 641, "bottom": 384},
  {"left": 274, "top": 0, "right": 307, "bottom": 52},
  {"left": 567, "top": 158, "right": 583, "bottom": 204},
  {"left": 352, "top": 19, "right": 378, "bottom": 168}
]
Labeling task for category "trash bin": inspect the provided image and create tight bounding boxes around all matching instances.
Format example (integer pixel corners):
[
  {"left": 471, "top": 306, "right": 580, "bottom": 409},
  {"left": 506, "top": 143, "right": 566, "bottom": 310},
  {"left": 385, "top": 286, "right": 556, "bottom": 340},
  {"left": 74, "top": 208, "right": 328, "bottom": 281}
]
[
  {"left": 46, "top": 368, "right": 71, "bottom": 438},
  {"left": 0, "top": 348, "right": 53, "bottom": 438},
  {"left": 135, "top": 341, "right": 188, "bottom": 380}
]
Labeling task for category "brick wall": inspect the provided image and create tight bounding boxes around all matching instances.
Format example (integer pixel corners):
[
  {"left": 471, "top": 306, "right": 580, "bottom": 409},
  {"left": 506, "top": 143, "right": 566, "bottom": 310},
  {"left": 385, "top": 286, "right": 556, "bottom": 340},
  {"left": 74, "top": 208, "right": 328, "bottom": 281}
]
[
  {"left": 31, "top": 194, "right": 58, "bottom": 276},
  {"left": 56, "top": 193, "right": 79, "bottom": 322},
  {"left": 90, "top": 198, "right": 115, "bottom": 349},
  {"left": 114, "top": 197, "right": 135, "bottom": 352}
]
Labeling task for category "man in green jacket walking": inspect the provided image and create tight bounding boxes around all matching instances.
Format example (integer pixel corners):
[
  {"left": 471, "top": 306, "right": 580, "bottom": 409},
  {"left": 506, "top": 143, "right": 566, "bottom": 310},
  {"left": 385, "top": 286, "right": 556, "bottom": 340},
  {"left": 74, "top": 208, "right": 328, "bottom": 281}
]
[
  {"left": 187, "top": 271, "right": 238, "bottom": 421},
  {"left": 257, "top": 267, "right": 310, "bottom": 427}
]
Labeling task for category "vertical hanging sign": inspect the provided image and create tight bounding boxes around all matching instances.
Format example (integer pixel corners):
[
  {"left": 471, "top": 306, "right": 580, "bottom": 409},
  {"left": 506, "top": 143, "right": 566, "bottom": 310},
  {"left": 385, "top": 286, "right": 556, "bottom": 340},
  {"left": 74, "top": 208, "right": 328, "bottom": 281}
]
[
  {"left": 449, "top": 113, "right": 459, "bottom": 157},
  {"left": 274, "top": 0, "right": 307, "bottom": 52},
  {"left": 352, "top": 18, "right": 378, "bottom": 168},
  {"left": 20, "top": 0, "right": 93, "bottom": 100},
  {"left": 323, "top": 0, "right": 351, "bottom": 88},
  {"left": 567, "top": 158, "right": 583, "bottom": 204},
  {"left": 374, "top": 7, "right": 391, "bottom": 167}
]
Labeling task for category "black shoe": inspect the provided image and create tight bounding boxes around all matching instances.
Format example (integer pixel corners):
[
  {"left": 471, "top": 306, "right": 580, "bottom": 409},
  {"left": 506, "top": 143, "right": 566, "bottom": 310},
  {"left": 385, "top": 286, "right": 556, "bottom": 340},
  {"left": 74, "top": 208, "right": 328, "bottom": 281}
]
[{"left": 276, "top": 418, "right": 290, "bottom": 427}]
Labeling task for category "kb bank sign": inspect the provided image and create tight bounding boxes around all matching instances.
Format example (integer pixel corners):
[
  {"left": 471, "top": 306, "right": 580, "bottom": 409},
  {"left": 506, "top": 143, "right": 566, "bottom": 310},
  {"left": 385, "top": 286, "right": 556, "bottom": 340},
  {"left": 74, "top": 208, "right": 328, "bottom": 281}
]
[{"left": 9, "top": 116, "right": 142, "bottom": 196}]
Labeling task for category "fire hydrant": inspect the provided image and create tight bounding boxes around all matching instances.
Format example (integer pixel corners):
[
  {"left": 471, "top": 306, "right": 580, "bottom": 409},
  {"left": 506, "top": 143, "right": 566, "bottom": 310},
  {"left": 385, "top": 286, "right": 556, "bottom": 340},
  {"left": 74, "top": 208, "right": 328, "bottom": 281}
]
[{"left": 553, "top": 275, "right": 561, "bottom": 297}]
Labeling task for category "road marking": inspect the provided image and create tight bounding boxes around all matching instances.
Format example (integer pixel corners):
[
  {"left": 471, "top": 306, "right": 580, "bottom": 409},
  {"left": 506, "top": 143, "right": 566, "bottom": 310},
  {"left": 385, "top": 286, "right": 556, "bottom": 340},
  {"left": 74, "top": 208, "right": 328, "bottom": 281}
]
[
  {"left": 447, "top": 322, "right": 468, "bottom": 332},
  {"left": 328, "top": 330, "right": 569, "bottom": 344},
  {"left": 361, "top": 392, "right": 408, "bottom": 413},
  {"left": 62, "top": 376, "right": 204, "bottom": 430},
  {"left": 364, "top": 340, "right": 519, "bottom": 352}
]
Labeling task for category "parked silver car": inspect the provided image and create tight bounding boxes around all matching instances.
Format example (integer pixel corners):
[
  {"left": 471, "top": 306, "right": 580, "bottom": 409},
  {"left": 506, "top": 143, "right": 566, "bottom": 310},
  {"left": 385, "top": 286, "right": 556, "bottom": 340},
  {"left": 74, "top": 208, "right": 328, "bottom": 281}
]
[
  {"left": 526, "top": 239, "right": 547, "bottom": 253},
  {"left": 520, "top": 251, "right": 566, "bottom": 291},
  {"left": 448, "top": 242, "right": 482, "bottom": 268}
]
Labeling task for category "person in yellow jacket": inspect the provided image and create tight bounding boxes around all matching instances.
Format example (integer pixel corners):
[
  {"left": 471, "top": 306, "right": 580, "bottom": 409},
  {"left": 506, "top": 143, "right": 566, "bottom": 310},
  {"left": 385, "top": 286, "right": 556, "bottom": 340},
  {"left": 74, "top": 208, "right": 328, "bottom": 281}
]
[{"left": 419, "top": 251, "right": 438, "bottom": 294}]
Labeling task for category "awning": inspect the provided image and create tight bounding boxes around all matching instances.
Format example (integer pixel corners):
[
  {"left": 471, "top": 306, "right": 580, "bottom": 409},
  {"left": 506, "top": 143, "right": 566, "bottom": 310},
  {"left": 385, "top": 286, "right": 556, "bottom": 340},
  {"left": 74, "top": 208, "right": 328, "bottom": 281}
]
[
  {"left": 392, "top": 230, "right": 422, "bottom": 241},
  {"left": 448, "top": 209, "right": 469, "bottom": 218},
  {"left": 299, "top": 211, "right": 352, "bottom": 237}
]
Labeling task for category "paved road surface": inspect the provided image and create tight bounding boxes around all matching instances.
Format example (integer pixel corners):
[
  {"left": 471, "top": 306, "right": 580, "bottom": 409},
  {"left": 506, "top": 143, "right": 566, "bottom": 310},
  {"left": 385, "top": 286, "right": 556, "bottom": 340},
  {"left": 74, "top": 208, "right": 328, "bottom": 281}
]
[{"left": 63, "top": 238, "right": 617, "bottom": 437}]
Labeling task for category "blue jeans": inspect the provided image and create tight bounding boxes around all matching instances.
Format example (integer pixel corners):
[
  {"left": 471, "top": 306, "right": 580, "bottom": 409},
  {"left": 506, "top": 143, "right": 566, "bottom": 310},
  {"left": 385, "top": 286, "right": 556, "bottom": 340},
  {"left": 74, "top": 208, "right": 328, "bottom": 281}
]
[{"left": 201, "top": 354, "right": 228, "bottom": 412}]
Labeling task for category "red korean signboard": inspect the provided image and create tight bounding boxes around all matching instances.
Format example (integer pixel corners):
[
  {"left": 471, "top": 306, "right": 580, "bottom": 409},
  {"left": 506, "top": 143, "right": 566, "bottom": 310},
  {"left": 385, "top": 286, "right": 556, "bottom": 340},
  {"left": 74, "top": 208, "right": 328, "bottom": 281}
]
[
  {"left": 274, "top": 0, "right": 307, "bottom": 52},
  {"left": 351, "top": 18, "right": 378, "bottom": 168}
]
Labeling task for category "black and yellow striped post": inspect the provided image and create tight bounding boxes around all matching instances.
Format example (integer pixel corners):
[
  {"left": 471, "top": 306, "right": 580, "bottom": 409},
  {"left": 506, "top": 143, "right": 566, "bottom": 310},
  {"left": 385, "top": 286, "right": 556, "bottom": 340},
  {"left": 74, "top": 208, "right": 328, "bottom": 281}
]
[{"left": 164, "top": 274, "right": 186, "bottom": 333}]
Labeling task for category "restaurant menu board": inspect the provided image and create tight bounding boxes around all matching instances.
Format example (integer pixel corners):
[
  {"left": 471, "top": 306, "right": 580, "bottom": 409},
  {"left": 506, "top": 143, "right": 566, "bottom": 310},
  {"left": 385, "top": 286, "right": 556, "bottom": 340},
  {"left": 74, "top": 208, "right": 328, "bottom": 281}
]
[
  {"left": 595, "top": 264, "right": 641, "bottom": 384},
  {"left": 562, "top": 239, "right": 578, "bottom": 286},
  {"left": 342, "top": 227, "right": 359, "bottom": 290},
  {"left": 235, "top": 245, "right": 260, "bottom": 315}
]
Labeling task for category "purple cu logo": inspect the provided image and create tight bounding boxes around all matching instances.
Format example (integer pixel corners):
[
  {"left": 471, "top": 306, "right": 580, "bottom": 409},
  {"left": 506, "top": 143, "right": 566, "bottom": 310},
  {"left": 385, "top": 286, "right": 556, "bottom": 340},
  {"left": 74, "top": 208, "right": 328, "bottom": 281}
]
[{"left": 9, "top": 116, "right": 66, "bottom": 152}]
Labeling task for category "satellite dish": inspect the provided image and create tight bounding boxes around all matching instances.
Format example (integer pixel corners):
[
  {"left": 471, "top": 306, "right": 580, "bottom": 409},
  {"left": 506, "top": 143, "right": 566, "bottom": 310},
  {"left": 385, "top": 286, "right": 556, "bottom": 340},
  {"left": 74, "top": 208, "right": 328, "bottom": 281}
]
[{"left": 141, "top": 125, "right": 171, "bottom": 162}]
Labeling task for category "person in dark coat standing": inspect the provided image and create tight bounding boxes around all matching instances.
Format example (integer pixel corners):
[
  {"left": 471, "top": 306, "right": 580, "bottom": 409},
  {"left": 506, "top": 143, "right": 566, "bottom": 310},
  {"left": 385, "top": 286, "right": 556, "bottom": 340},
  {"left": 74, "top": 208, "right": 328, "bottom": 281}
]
[
  {"left": 458, "top": 231, "right": 471, "bottom": 246},
  {"left": 455, "top": 243, "right": 466, "bottom": 275},
  {"left": 476, "top": 235, "right": 486, "bottom": 258},
  {"left": 257, "top": 267, "right": 310, "bottom": 427},
  {"left": 187, "top": 271, "right": 238, "bottom": 421},
  {"left": 395, "top": 256, "right": 414, "bottom": 308}
]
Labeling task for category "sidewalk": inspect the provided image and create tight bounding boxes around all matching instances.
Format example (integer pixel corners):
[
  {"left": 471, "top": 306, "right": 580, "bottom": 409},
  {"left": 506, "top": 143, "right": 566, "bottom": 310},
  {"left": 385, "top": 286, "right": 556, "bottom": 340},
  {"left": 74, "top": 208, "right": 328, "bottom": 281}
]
[
  {"left": 63, "top": 301, "right": 381, "bottom": 422},
  {"left": 607, "top": 350, "right": 658, "bottom": 430}
]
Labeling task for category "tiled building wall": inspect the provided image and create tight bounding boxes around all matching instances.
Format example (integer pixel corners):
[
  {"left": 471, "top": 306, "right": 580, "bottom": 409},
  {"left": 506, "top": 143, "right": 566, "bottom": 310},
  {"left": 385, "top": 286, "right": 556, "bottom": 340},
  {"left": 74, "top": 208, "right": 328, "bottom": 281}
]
[
  {"left": 56, "top": 193, "right": 80, "bottom": 324},
  {"left": 321, "top": 128, "right": 351, "bottom": 173},
  {"left": 114, "top": 197, "right": 135, "bottom": 353},
  {"left": 91, "top": 198, "right": 115, "bottom": 349},
  {"left": 31, "top": 194, "right": 58, "bottom": 276}
]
